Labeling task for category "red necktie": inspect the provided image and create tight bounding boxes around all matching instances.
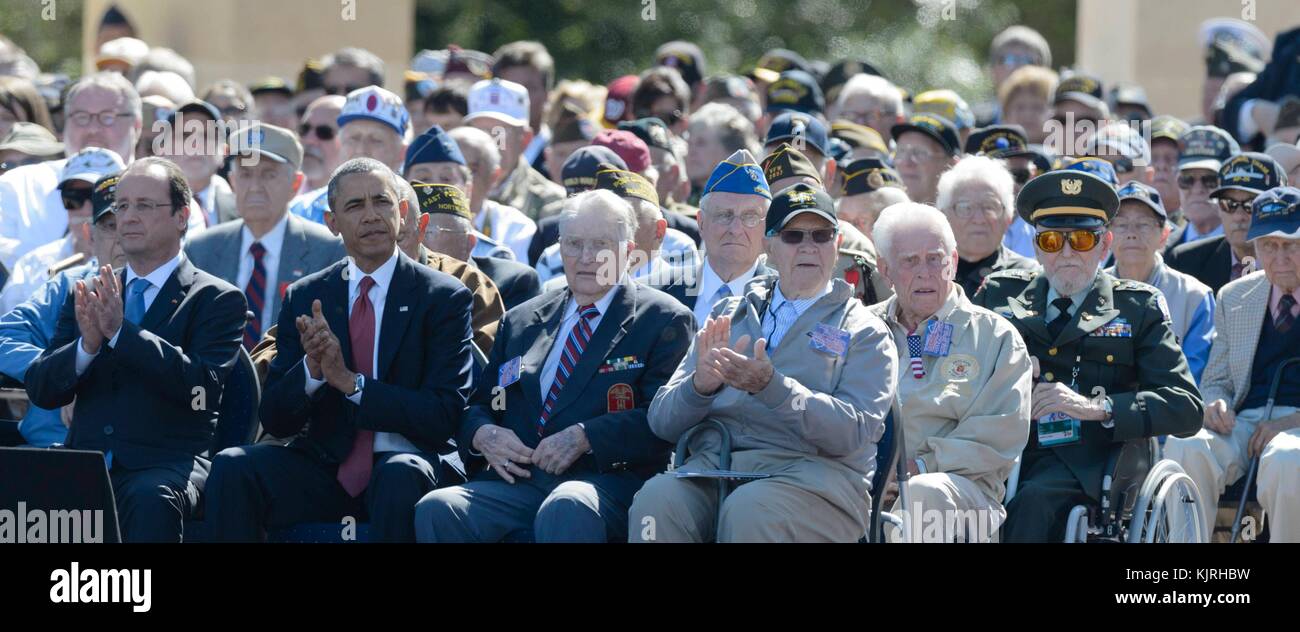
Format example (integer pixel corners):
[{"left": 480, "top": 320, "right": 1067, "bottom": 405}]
[{"left": 337, "top": 275, "right": 376, "bottom": 497}]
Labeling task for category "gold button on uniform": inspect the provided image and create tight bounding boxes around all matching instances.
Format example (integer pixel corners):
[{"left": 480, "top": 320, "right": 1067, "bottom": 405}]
[
  {"left": 1049, "top": 347, "right": 1058, "bottom": 356},
  {"left": 1045, "top": 372, "right": 1055, "bottom": 381},
  {"left": 1106, "top": 354, "right": 1114, "bottom": 363}
]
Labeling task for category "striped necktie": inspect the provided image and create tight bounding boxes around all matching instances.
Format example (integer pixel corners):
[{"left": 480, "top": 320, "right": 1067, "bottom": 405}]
[
  {"left": 1277, "top": 294, "right": 1296, "bottom": 334},
  {"left": 907, "top": 333, "right": 925, "bottom": 379},
  {"left": 538, "top": 303, "right": 600, "bottom": 435},
  {"left": 242, "top": 242, "right": 267, "bottom": 349}
]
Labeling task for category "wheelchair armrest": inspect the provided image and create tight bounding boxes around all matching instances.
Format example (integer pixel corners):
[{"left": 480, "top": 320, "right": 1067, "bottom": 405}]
[
  {"left": 673, "top": 419, "right": 732, "bottom": 471},
  {"left": 1101, "top": 439, "right": 1152, "bottom": 526}
]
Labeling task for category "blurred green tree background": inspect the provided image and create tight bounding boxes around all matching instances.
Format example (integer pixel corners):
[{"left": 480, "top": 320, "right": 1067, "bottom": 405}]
[{"left": 0, "top": 0, "right": 84, "bottom": 76}]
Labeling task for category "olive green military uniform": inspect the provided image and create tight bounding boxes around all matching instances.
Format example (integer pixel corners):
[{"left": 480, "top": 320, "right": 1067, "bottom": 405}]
[
  {"left": 493, "top": 156, "right": 566, "bottom": 222},
  {"left": 956, "top": 245, "right": 1038, "bottom": 299}
]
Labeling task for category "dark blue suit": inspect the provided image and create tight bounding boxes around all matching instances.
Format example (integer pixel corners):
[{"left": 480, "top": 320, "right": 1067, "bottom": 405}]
[
  {"left": 24, "top": 259, "right": 247, "bottom": 542},
  {"left": 204, "top": 252, "right": 475, "bottom": 542},
  {"left": 473, "top": 254, "right": 541, "bottom": 311},
  {"left": 414, "top": 281, "right": 694, "bottom": 542}
]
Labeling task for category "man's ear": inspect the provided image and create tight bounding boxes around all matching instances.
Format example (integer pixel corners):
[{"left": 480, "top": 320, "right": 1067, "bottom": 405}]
[
  {"left": 467, "top": 232, "right": 477, "bottom": 251},
  {"left": 656, "top": 217, "right": 667, "bottom": 241},
  {"left": 823, "top": 158, "right": 837, "bottom": 188},
  {"left": 418, "top": 212, "right": 430, "bottom": 236},
  {"left": 293, "top": 171, "right": 305, "bottom": 191},
  {"left": 1141, "top": 166, "right": 1155, "bottom": 185},
  {"left": 324, "top": 210, "right": 340, "bottom": 236}
]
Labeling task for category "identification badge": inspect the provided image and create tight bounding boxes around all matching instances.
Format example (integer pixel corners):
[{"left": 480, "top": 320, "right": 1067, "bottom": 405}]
[
  {"left": 607, "top": 383, "right": 635, "bottom": 412},
  {"left": 808, "top": 323, "right": 851, "bottom": 356},
  {"left": 498, "top": 356, "right": 522, "bottom": 388},
  {"left": 922, "top": 320, "right": 954, "bottom": 357},
  {"left": 1037, "top": 412, "right": 1081, "bottom": 446}
]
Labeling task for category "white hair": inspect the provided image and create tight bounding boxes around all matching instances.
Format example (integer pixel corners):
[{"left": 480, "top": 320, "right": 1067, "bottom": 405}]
[
  {"left": 134, "top": 71, "right": 195, "bottom": 105},
  {"left": 873, "top": 202, "right": 958, "bottom": 264},
  {"left": 935, "top": 154, "right": 1016, "bottom": 222},
  {"left": 448, "top": 125, "right": 501, "bottom": 173},
  {"left": 699, "top": 189, "right": 771, "bottom": 216},
  {"left": 66, "top": 71, "right": 143, "bottom": 121},
  {"left": 834, "top": 74, "right": 904, "bottom": 116},
  {"left": 559, "top": 189, "right": 636, "bottom": 242}
]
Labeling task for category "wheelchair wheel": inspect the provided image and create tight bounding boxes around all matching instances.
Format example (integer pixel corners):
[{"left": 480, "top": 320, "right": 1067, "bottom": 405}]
[{"left": 1127, "top": 460, "right": 1206, "bottom": 543}]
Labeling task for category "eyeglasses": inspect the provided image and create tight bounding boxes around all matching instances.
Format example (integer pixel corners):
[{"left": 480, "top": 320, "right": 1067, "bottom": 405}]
[
  {"left": 949, "top": 201, "right": 1005, "bottom": 219},
  {"left": 1035, "top": 229, "right": 1104, "bottom": 253},
  {"left": 1217, "top": 197, "right": 1253, "bottom": 215},
  {"left": 708, "top": 210, "right": 764, "bottom": 228},
  {"left": 559, "top": 236, "right": 619, "bottom": 257},
  {"left": 777, "top": 228, "right": 837, "bottom": 245},
  {"left": 112, "top": 200, "right": 173, "bottom": 215},
  {"left": 1177, "top": 173, "right": 1218, "bottom": 190},
  {"left": 67, "top": 111, "right": 134, "bottom": 127},
  {"left": 61, "top": 187, "right": 94, "bottom": 210},
  {"left": 299, "top": 123, "right": 337, "bottom": 141},
  {"left": 894, "top": 147, "right": 937, "bottom": 163},
  {"left": 427, "top": 226, "right": 468, "bottom": 236},
  {"left": 1110, "top": 220, "right": 1161, "bottom": 234}
]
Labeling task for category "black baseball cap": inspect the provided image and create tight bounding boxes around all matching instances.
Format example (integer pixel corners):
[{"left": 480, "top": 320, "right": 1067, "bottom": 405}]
[
  {"left": 891, "top": 114, "right": 960, "bottom": 156},
  {"left": 766, "top": 182, "right": 837, "bottom": 235}
]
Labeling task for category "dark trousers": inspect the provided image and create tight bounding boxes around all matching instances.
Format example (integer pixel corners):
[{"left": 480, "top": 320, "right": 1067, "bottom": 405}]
[
  {"left": 110, "top": 462, "right": 206, "bottom": 543},
  {"left": 1002, "top": 449, "right": 1092, "bottom": 543},
  {"left": 414, "top": 469, "right": 643, "bottom": 543},
  {"left": 203, "top": 443, "right": 455, "bottom": 542}
]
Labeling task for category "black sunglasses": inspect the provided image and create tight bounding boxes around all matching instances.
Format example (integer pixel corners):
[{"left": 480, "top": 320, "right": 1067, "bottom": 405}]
[
  {"left": 1177, "top": 173, "right": 1218, "bottom": 189},
  {"left": 61, "top": 186, "right": 94, "bottom": 210},
  {"left": 777, "top": 228, "right": 837, "bottom": 245},
  {"left": 1217, "top": 197, "right": 1253, "bottom": 214},
  {"left": 299, "top": 123, "right": 336, "bottom": 141}
]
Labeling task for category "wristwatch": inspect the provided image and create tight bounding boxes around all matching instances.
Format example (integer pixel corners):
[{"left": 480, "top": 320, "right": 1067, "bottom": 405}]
[
  {"left": 350, "top": 373, "right": 365, "bottom": 397},
  {"left": 1100, "top": 396, "right": 1115, "bottom": 428}
]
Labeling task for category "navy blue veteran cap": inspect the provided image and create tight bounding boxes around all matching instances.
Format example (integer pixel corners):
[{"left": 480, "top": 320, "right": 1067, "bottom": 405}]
[
  {"left": 1246, "top": 186, "right": 1300, "bottom": 241},
  {"left": 1179, "top": 125, "right": 1239, "bottom": 172},
  {"left": 765, "top": 70, "right": 825, "bottom": 116},
  {"left": 1116, "top": 180, "right": 1167, "bottom": 220},
  {"left": 404, "top": 125, "right": 465, "bottom": 175},
  {"left": 765, "top": 111, "right": 828, "bottom": 156},
  {"left": 965, "top": 124, "right": 1031, "bottom": 159},
  {"left": 1017, "top": 170, "right": 1119, "bottom": 229},
  {"left": 767, "top": 182, "right": 837, "bottom": 235},
  {"left": 561, "top": 145, "right": 627, "bottom": 193},
  {"left": 841, "top": 158, "right": 903, "bottom": 197},
  {"left": 702, "top": 149, "right": 771, "bottom": 200},
  {"left": 1061, "top": 157, "right": 1119, "bottom": 187},
  {"left": 1054, "top": 71, "right": 1105, "bottom": 111},
  {"left": 91, "top": 174, "right": 119, "bottom": 224},
  {"left": 412, "top": 182, "right": 472, "bottom": 220},
  {"left": 891, "top": 113, "right": 960, "bottom": 157},
  {"left": 1211, "top": 152, "right": 1286, "bottom": 198}
]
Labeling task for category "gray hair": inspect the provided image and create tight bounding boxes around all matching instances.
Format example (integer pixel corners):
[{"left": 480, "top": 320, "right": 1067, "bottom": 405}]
[
  {"left": 326, "top": 157, "right": 404, "bottom": 213},
  {"left": 688, "top": 102, "right": 760, "bottom": 158},
  {"left": 873, "top": 202, "right": 958, "bottom": 264},
  {"left": 66, "top": 72, "right": 142, "bottom": 121},
  {"left": 936, "top": 155, "right": 1016, "bottom": 223},
  {"left": 134, "top": 70, "right": 195, "bottom": 105},
  {"left": 131, "top": 48, "right": 196, "bottom": 89},
  {"left": 699, "top": 188, "right": 771, "bottom": 216},
  {"left": 559, "top": 189, "right": 636, "bottom": 242},
  {"left": 323, "top": 47, "right": 386, "bottom": 87},
  {"left": 448, "top": 125, "right": 500, "bottom": 173},
  {"left": 833, "top": 74, "right": 904, "bottom": 117}
]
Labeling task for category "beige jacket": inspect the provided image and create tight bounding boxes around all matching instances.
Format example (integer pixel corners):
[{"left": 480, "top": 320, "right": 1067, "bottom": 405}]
[
  {"left": 870, "top": 284, "right": 1031, "bottom": 502},
  {"left": 649, "top": 277, "right": 898, "bottom": 484}
]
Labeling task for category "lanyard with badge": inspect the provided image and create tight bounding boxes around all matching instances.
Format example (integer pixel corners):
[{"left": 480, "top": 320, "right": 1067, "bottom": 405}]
[{"left": 1036, "top": 352, "right": 1083, "bottom": 447}]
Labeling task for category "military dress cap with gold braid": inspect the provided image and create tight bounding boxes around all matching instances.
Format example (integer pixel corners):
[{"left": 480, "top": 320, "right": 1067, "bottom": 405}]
[
  {"left": 412, "top": 182, "right": 472, "bottom": 220},
  {"left": 595, "top": 165, "right": 659, "bottom": 207},
  {"left": 841, "top": 158, "right": 903, "bottom": 196},
  {"left": 701, "top": 148, "right": 771, "bottom": 199},
  {"left": 761, "top": 142, "right": 822, "bottom": 186},
  {"left": 1016, "top": 169, "right": 1118, "bottom": 230}
]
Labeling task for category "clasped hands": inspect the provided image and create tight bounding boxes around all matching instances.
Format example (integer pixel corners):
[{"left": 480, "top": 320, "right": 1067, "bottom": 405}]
[
  {"left": 691, "top": 315, "right": 774, "bottom": 396},
  {"left": 296, "top": 299, "right": 358, "bottom": 394},
  {"left": 74, "top": 265, "right": 125, "bottom": 355}
]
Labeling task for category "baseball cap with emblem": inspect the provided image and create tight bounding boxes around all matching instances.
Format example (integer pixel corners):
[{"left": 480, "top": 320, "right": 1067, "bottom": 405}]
[
  {"left": 249, "top": 76, "right": 293, "bottom": 98},
  {"left": 603, "top": 75, "right": 639, "bottom": 127},
  {"left": 464, "top": 78, "right": 530, "bottom": 128},
  {"left": 338, "top": 86, "right": 411, "bottom": 137},
  {"left": 561, "top": 146, "right": 627, "bottom": 194},
  {"left": 59, "top": 148, "right": 125, "bottom": 188},
  {"left": 831, "top": 120, "right": 889, "bottom": 158},
  {"left": 91, "top": 174, "right": 120, "bottom": 223},
  {"left": 596, "top": 166, "right": 659, "bottom": 207},
  {"left": 618, "top": 117, "right": 674, "bottom": 155},
  {"left": 412, "top": 182, "right": 472, "bottom": 220},
  {"left": 1246, "top": 186, "right": 1300, "bottom": 241},
  {"left": 654, "top": 41, "right": 705, "bottom": 88},
  {"left": 593, "top": 129, "right": 651, "bottom": 173},
  {"left": 1016, "top": 169, "right": 1119, "bottom": 229},
  {"left": 228, "top": 123, "right": 304, "bottom": 170},
  {"left": 762, "top": 143, "right": 822, "bottom": 186},
  {"left": 1054, "top": 71, "right": 1106, "bottom": 111},
  {"left": 841, "top": 158, "right": 903, "bottom": 197},
  {"left": 913, "top": 90, "right": 974, "bottom": 131},
  {"left": 891, "top": 114, "right": 960, "bottom": 156},
  {"left": 1179, "top": 125, "right": 1239, "bottom": 172},
  {"left": 1211, "top": 152, "right": 1285, "bottom": 198},
  {"left": 168, "top": 99, "right": 221, "bottom": 124},
  {"left": 765, "top": 111, "right": 829, "bottom": 156},
  {"left": 766, "top": 182, "right": 837, "bottom": 234},
  {"left": 1201, "top": 18, "right": 1270, "bottom": 78},
  {"left": 765, "top": 70, "right": 825, "bottom": 116},
  {"left": 1116, "top": 180, "right": 1167, "bottom": 220},
  {"left": 1150, "top": 115, "right": 1190, "bottom": 146},
  {"left": 1061, "top": 157, "right": 1120, "bottom": 187},
  {"left": 753, "top": 49, "right": 812, "bottom": 84},
  {"left": 702, "top": 149, "right": 771, "bottom": 200},
  {"left": 965, "top": 124, "right": 1032, "bottom": 159}
]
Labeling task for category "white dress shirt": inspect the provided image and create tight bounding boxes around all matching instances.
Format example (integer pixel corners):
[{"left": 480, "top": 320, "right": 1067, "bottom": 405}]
[
  {"left": 539, "top": 283, "right": 622, "bottom": 402},
  {"left": 692, "top": 257, "right": 763, "bottom": 328},
  {"left": 302, "top": 248, "right": 419, "bottom": 453},
  {"left": 761, "top": 279, "right": 832, "bottom": 350},
  {"left": 236, "top": 214, "right": 289, "bottom": 330},
  {"left": 75, "top": 251, "right": 186, "bottom": 375}
]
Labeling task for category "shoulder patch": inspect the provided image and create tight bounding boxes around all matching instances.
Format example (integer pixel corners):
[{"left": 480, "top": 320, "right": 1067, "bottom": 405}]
[
  {"left": 987, "top": 268, "right": 1038, "bottom": 282},
  {"left": 1112, "top": 279, "right": 1158, "bottom": 293}
]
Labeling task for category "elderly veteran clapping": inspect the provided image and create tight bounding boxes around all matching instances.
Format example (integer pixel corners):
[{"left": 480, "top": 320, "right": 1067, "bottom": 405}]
[
  {"left": 629, "top": 183, "right": 898, "bottom": 543},
  {"left": 869, "top": 202, "right": 1032, "bottom": 542}
]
